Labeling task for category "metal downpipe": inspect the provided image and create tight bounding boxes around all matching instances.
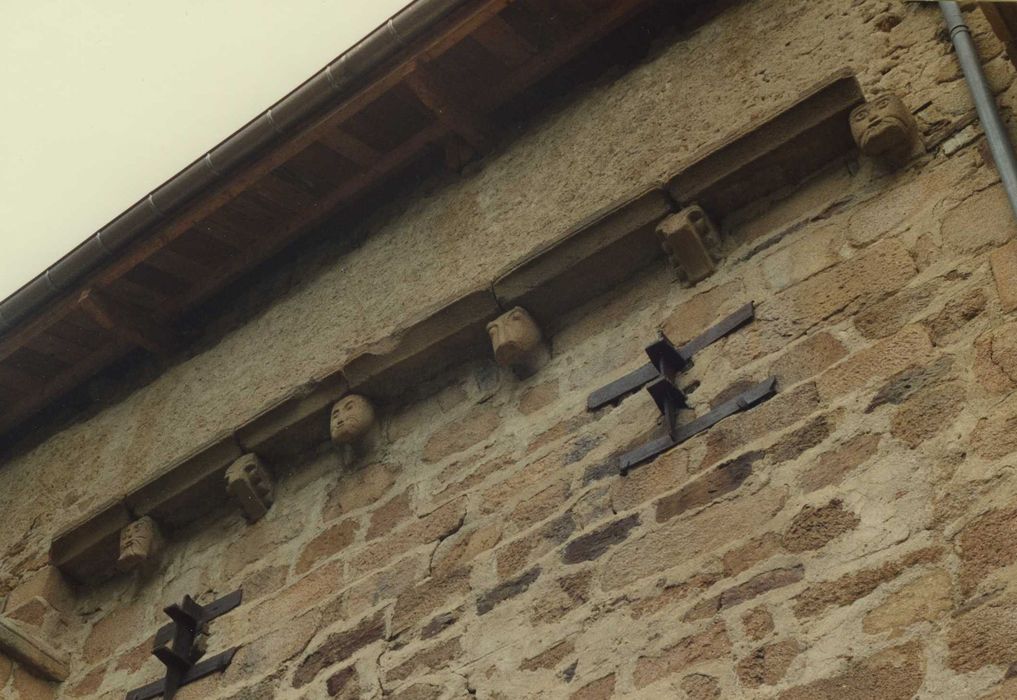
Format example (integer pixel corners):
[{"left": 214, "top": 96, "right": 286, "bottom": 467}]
[{"left": 940, "top": 1, "right": 1017, "bottom": 219}]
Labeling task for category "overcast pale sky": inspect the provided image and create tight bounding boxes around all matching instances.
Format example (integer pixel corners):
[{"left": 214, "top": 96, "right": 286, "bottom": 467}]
[{"left": 0, "top": 0, "right": 410, "bottom": 301}]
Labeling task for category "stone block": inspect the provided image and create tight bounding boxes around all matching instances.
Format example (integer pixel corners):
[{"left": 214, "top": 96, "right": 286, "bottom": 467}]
[
  {"left": 493, "top": 186, "right": 672, "bottom": 331},
  {"left": 633, "top": 621, "right": 731, "bottom": 688},
  {"left": 800, "top": 433, "right": 881, "bottom": 493},
  {"left": 291, "top": 609, "right": 386, "bottom": 688},
  {"left": 863, "top": 570, "right": 951, "bottom": 637},
  {"left": 957, "top": 506, "right": 1017, "bottom": 595},
  {"left": 476, "top": 567, "right": 541, "bottom": 615},
  {"left": 385, "top": 636, "right": 462, "bottom": 685},
  {"left": 655, "top": 452, "right": 759, "bottom": 523},
  {"left": 948, "top": 594, "right": 1017, "bottom": 672},
  {"left": 742, "top": 607, "right": 774, "bottom": 640},
  {"left": 570, "top": 673, "right": 616, "bottom": 700},
  {"left": 778, "top": 642, "right": 924, "bottom": 699},
  {"left": 561, "top": 514, "right": 639, "bottom": 564},
  {"left": 520, "top": 639, "right": 575, "bottom": 671},
  {"left": 736, "top": 639, "right": 803, "bottom": 688},
  {"left": 4, "top": 567, "right": 73, "bottom": 617},
  {"left": 817, "top": 325, "right": 934, "bottom": 402},
  {"left": 990, "top": 239, "right": 1017, "bottom": 312},
  {"left": 769, "top": 332, "right": 847, "bottom": 388},
  {"left": 391, "top": 566, "right": 472, "bottom": 636},
  {"left": 685, "top": 566, "right": 805, "bottom": 621},
  {"left": 295, "top": 518, "right": 359, "bottom": 574},
  {"left": 344, "top": 288, "right": 499, "bottom": 399},
  {"left": 668, "top": 69, "right": 863, "bottom": 213},
  {"left": 782, "top": 500, "right": 859, "bottom": 553}
]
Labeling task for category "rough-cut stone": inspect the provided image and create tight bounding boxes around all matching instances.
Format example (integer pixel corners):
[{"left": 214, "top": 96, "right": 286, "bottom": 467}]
[
  {"left": 603, "top": 486, "right": 786, "bottom": 590},
  {"left": 778, "top": 641, "right": 924, "bottom": 699},
  {"left": 991, "top": 240, "right": 1017, "bottom": 312},
  {"left": 292, "top": 610, "right": 386, "bottom": 688},
  {"left": 800, "top": 433, "right": 880, "bottom": 492},
  {"left": 794, "top": 547, "right": 942, "bottom": 618},
  {"left": 660, "top": 280, "right": 748, "bottom": 347},
  {"left": 431, "top": 523, "right": 501, "bottom": 577},
  {"left": 769, "top": 332, "right": 848, "bottom": 388},
  {"left": 323, "top": 462, "right": 397, "bottom": 520},
  {"left": 736, "top": 639, "right": 803, "bottom": 687},
  {"left": 742, "top": 606, "right": 775, "bottom": 640},
  {"left": 633, "top": 621, "right": 731, "bottom": 688},
  {"left": 476, "top": 567, "right": 541, "bottom": 614},
  {"left": 957, "top": 506, "right": 1017, "bottom": 595},
  {"left": 722, "top": 532, "right": 783, "bottom": 577},
  {"left": 4, "top": 566, "right": 73, "bottom": 616},
  {"left": 681, "top": 674, "right": 721, "bottom": 699},
  {"left": 924, "top": 288, "right": 986, "bottom": 344},
  {"left": 944, "top": 185, "right": 1017, "bottom": 254},
  {"left": 655, "top": 453, "right": 758, "bottom": 523},
  {"left": 974, "top": 322, "right": 1017, "bottom": 394},
  {"left": 392, "top": 566, "right": 472, "bottom": 635},
  {"left": 611, "top": 447, "right": 688, "bottom": 513},
  {"left": 350, "top": 498, "right": 465, "bottom": 578},
  {"left": 768, "top": 416, "right": 832, "bottom": 465},
  {"left": 520, "top": 639, "right": 575, "bottom": 671},
  {"left": 817, "top": 325, "right": 935, "bottom": 402},
  {"left": 890, "top": 383, "right": 963, "bottom": 448},
  {"left": 385, "top": 636, "right": 462, "bottom": 684},
  {"left": 12, "top": 666, "right": 57, "bottom": 700},
  {"left": 422, "top": 407, "right": 500, "bottom": 463},
  {"left": 295, "top": 518, "right": 358, "bottom": 574},
  {"left": 685, "top": 566, "right": 805, "bottom": 621},
  {"left": 561, "top": 515, "right": 639, "bottom": 564},
  {"left": 518, "top": 380, "right": 559, "bottom": 415},
  {"left": 853, "top": 284, "right": 935, "bottom": 341},
  {"left": 865, "top": 356, "right": 954, "bottom": 413},
  {"left": 970, "top": 393, "right": 1017, "bottom": 460},
  {"left": 782, "top": 500, "right": 859, "bottom": 552},
  {"left": 367, "top": 490, "right": 414, "bottom": 540},
  {"left": 570, "top": 673, "right": 616, "bottom": 700},
  {"left": 863, "top": 570, "right": 952, "bottom": 637},
  {"left": 948, "top": 594, "right": 1017, "bottom": 672},
  {"left": 325, "top": 665, "right": 361, "bottom": 698}
]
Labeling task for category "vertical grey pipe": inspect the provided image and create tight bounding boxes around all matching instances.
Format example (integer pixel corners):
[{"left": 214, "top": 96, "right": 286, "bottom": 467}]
[{"left": 940, "top": 1, "right": 1017, "bottom": 219}]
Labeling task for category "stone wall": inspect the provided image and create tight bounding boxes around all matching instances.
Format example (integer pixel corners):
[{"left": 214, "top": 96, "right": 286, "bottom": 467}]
[{"left": 5, "top": 0, "right": 1017, "bottom": 697}]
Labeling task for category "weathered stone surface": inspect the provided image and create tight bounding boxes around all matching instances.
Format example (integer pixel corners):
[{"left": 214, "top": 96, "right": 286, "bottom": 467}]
[
  {"left": 699, "top": 384, "right": 820, "bottom": 468},
  {"left": 853, "top": 284, "right": 934, "bottom": 340},
  {"left": 520, "top": 639, "right": 575, "bottom": 671},
  {"left": 603, "top": 486, "right": 786, "bottom": 590},
  {"left": 742, "top": 606, "right": 775, "bottom": 640},
  {"left": 924, "top": 288, "right": 985, "bottom": 344},
  {"left": 991, "top": 240, "right": 1017, "bottom": 312},
  {"left": 392, "top": 566, "right": 472, "bottom": 635},
  {"left": 561, "top": 515, "right": 639, "bottom": 564},
  {"left": 890, "top": 383, "right": 963, "bottom": 448},
  {"left": 367, "top": 490, "right": 414, "bottom": 540},
  {"left": 4, "top": 567, "right": 72, "bottom": 616},
  {"left": 769, "top": 332, "right": 848, "bottom": 387},
  {"left": 681, "top": 674, "right": 721, "bottom": 699},
  {"left": 655, "top": 453, "right": 757, "bottom": 523},
  {"left": 431, "top": 523, "right": 501, "bottom": 577},
  {"left": 295, "top": 518, "right": 358, "bottom": 574},
  {"left": 865, "top": 356, "right": 954, "bottom": 413},
  {"left": 782, "top": 500, "right": 859, "bottom": 552},
  {"left": 957, "top": 506, "right": 1017, "bottom": 595},
  {"left": 476, "top": 567, "right": 541, "bottom": 614},
  {"left": 778, "top": 641, "right": 924, "bottom": 699},
  {"left": 794, "top": 547, "right": 942, "bottom": 618},
  {"left": 817, "top": 325, "right": 935, "bottom": 402},
  {"left": 722, "top": 532, "right": 783, "bottom": 577},
  {"left": 322, "top": 462, "right": 398, "bottom": 520},
  {"left": 292, "top": 610, "right": 386, "bottom": 688},
  {"left": 350, "top": 498, "right": 465, "bottom": 578},
  {"left": 800, "top": 433, "right": 880, "bottom": 492},
  {"left": 949, "top": 594, "right": 1017, "bottom": 672},
  {"left": 685, "top": 566, "right": 804, "bottom": 621},
  {"left": 974, "top": 322, "right": 1017, "bottom": 394},
  {"left": 12, "top": 666, "right": 58, "bottom": 700},
  {"left": 970, "top": 393, "right": 1017, "bottom": 460},
  {"left": 325, "top": 665, "right": 361, "bottom": 698},
  {"left": 386, "top": 636, "right": 462, "bottom": 684},
  {"left": 570, "top": 673, "right": 616, "bottom": 700},
  {"left": 661, "top": 280, "right": 748, "bottom": 347},
  {"left": 943, "top": 185, "right": 1017, "bottom": 254},
  {"left": 768, "top": 416, "right": 832, "bottom": 465},
  {"left": 633, "top": 621, "right": 731, "bottom": 688},
  {"left": 736, "top": 639, "right": 803, "bottom": 687},
  {"left": 611, "top": 447, "right": 688, "bottom": 513},
  {"left": 422, "top": 408, "right": 500, "bottom": 463},
  {"left": 863, "top": 570, "right": 952, "bottom": 637},
  {"left": 518, "top": 380, "right": 559, "bottom": 415}
]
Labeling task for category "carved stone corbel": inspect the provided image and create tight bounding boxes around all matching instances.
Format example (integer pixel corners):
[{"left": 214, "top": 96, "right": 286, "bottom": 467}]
[
  {"left": 117, "top": 516, "right": 164, "bottom": 573},
  {"left": 850, "top": 94, "right": 919, "bottom": 167},
  {"left": 657, "top": 205, "right": 721, "bottom": 286},
  {"left": 486, "top": 306, "right": 549, "bottom": 378},
  {"left": 225, "top": 453, "right": 275, "bottom": 523}
]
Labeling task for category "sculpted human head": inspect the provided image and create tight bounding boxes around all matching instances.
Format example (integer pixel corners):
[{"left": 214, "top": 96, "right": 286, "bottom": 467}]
[
  {"left": 225, "top": 453, "right": 274, "bottom": 522},
  {"left": 850, "top": 94, "right": 917, "bottom": 164},
  {"left": 487, "top": 307, "right": 543, "bottom": 368},
  {"left": 330, "top": 394, "right": 376, "bottom": 444},
  {"left": 118, "top": 516, "right": 162, "bottom": 572}
]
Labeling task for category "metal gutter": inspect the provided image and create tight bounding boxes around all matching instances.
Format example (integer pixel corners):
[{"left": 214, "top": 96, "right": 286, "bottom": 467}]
[
  {"left": 940, "top": 1, "right": 1017, "bottom": 220},
  {"left": 0, "top": 0, "right": 469, "bottom": 335}
]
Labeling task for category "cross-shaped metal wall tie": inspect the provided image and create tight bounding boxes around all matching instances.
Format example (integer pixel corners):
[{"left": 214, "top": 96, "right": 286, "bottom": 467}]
[
  {"left": 586, "top": 302, "right": 777, "bottom": 474},
  {"left": 125, "top": 589, "right": 243, "bottom": 700}
]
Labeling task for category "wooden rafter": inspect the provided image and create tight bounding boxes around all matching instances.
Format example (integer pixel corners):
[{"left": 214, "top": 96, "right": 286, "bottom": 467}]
[
  {"left": 406, "top": 63, "right": 498, "bottom": 151},
  {"left": 78, "top": 288, "right": 177, "bottom": 355}
]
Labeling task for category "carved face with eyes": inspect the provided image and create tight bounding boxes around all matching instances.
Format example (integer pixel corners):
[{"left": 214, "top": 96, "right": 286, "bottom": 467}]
[
  {"left": 118, "top": 516, "right": 161, "bottom": 571},
  {"left": 850, "top": 94, "right": 916, "bottom": 163},
  {"left": 330, "top": 394, "right": 376, "bottom": 445},
  {"left": 486, "top": 307, "right": 542, "bottom": 368}
]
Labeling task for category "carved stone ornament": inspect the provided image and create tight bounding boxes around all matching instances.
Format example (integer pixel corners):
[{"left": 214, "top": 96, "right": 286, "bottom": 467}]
[
  {"left": 117, "top": 516, "right": 164, "bottom": 573},
  {"left": 330, "top": 394, "right": 376, "bottom": 445},
  {"left": 486, "top": 306, "right": 548, "bottom": 376},
  {"left": 657, "top": 205, "right": 720, "bottom": 286},
  {"left": 225, "top": 453, "right": 275, "bottom": 523},
  {"left": 850, "top": 94, "right": 918, "bottom": 166}
]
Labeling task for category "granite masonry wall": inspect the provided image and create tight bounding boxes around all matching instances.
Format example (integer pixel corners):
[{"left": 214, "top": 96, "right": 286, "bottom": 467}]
[{"left": 5, "top": 0, "right": 1017, "bottom": 698}]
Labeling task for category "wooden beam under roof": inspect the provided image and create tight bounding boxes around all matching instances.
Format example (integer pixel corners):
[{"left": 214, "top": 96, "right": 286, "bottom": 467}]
[
  {"left": 78, "top": 288, "right": 177, "bottom": 355},
  {"left": 406, "top": 63, "right": 498, "bottom": 151}
]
